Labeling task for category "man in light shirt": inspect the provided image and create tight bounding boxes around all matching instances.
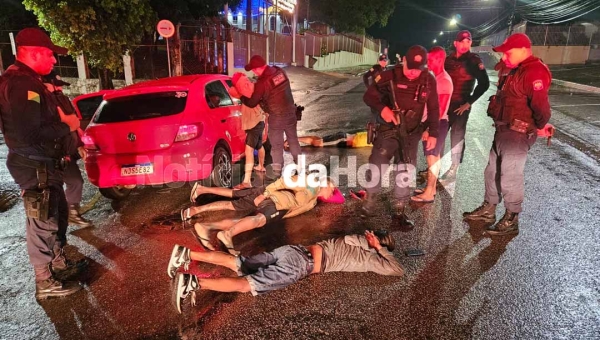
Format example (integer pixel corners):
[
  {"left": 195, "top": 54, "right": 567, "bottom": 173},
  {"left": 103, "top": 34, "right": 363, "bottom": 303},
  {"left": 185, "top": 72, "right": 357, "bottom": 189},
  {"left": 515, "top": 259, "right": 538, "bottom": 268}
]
[{"left": 412, "top": 46, "right": 453, "bottom": 203}]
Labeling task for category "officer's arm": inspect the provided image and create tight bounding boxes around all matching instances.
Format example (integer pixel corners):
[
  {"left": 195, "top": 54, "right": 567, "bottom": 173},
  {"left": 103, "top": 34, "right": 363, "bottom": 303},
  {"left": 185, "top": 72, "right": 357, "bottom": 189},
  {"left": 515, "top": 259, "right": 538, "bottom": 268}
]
[
  {"left": 363, "top": 70, "right": 392, "bottom": 115},
  {"left": 241, "top": 78, "right": 266, "bottom": 108},
  {"left": 525, "top": 68, "right": 552, "bottom": 128},
  {"left": 468, "top": 56, "right": 490, "bottom": 104},
  {"left": 363, "top": 69, "right": 373, "bottom": 87},
  {"left": 7, "top": 78, "right": 70, "bottom": 144},
  {"left": 425, "top": 74, "right": 440, "bottom": 138}
]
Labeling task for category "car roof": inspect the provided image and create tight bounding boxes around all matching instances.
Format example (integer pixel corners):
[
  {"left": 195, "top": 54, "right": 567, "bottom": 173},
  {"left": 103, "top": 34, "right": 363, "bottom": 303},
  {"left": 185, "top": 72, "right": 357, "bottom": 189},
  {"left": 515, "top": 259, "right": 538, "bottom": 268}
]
[{"left": 104, "top": 74, "right": 231, "bottom": 100}]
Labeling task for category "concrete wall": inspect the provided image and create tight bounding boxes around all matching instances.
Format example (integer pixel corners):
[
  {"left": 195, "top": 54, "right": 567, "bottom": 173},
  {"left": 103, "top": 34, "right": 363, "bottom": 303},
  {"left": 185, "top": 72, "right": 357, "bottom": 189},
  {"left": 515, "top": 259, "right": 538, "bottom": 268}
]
[
  {"left": 587, "top": 47, "right": 600, "bottom": 61},
  {"left": 60, "top": 77, "right": 129, "bottom": 97},
  {"left": 532, "top": 46, "right": 590, "bottom": 65},
  {"left": 310, "top": 49, "right": 378, "bottom": 71}
]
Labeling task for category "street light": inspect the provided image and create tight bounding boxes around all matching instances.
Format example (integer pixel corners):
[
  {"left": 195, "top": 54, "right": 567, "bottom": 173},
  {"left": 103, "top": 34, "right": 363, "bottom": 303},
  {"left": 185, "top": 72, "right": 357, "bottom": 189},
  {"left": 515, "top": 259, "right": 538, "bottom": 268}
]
[
  {"left": 440, "top": 31, "right": 444, "bottom": 36},
  {"left": 449, "top": 18, "right": 458, "bottom": 26},
  {"left": 433, "top": 39, "right": 437, "bottom": 43}
]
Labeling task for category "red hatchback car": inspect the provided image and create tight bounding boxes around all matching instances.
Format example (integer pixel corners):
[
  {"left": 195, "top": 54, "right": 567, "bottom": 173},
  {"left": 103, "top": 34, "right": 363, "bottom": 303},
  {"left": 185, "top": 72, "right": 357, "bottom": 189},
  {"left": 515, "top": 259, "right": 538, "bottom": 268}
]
[{"left": 77, "top": 75, "right": 250, "bottom": 200}]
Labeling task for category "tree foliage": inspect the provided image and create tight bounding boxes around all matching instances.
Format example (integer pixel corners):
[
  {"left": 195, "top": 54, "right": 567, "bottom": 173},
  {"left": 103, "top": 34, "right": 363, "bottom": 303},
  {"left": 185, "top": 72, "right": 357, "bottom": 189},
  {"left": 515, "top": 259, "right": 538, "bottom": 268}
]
[
  {"left": 149, "top": 0, "right": 242, "bottom": 22},
  {"left": 23, "top": 0, "right": 156, "bottom": 74},
  {"left": 308, "top": 0, "right": 395, "bottom": 34}
]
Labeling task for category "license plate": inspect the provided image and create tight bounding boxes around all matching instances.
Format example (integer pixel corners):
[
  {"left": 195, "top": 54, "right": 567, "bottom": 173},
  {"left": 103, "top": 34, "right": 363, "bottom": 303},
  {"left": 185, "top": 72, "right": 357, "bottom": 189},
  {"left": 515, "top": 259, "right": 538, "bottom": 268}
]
[{"left": 121, "top": 163, "right": 153, "bottom": 176}]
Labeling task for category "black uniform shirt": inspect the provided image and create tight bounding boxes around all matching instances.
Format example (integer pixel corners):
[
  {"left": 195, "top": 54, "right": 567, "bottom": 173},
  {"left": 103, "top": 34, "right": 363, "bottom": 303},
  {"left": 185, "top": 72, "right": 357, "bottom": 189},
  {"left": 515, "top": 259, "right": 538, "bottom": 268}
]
[
  {"left": 363, "top": 64, "right": 383, "bottom": 87},
  {"left": 241, "top": 65, "right": 296, "bottom": 117},
  {"left": 445, "top": 51, "right": 490, "bottom": 104},
  {"left": 0, "top": 61, "right": 69, "bottom": 157},
  {"left": 363, "top": 67, "right": 440, "bottom": 138}
]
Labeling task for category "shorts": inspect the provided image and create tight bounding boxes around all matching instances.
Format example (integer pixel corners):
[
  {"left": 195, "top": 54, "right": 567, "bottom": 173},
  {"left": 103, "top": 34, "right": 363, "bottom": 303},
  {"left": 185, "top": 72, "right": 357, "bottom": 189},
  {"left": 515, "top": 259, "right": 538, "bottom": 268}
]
[
  {"left": 235, "top": 245, "right": 314, "bottom": 296},
  {"left": 231, "top": 186, "right": 288, "bottom": 223},
  {"left": 245, "top": 121, "right": 265, "bottom": 150},
  {"left": 423, "top": 119, "right": 449, "bottom": 157}
]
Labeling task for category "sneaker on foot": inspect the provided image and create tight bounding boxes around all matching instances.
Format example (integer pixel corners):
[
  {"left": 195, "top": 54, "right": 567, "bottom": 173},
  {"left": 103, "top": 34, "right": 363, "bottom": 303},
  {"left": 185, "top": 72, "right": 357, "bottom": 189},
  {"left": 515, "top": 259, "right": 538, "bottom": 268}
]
[
  {"left": 174, "top": 273, "right": 199, "bottom": 314},
  {"left": 167, "top": 244, "right": 191, "bottom": 279}
]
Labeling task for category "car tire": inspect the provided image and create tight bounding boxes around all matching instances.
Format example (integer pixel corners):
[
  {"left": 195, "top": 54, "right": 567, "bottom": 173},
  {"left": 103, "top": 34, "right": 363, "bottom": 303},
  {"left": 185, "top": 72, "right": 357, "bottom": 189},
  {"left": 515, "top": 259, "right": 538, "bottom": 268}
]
[
  {"left": 209, "top": 146, "right": 233, "bottom": 188},
  {"left": 99, "top": 186, "right": 132, "bottom": 200}
]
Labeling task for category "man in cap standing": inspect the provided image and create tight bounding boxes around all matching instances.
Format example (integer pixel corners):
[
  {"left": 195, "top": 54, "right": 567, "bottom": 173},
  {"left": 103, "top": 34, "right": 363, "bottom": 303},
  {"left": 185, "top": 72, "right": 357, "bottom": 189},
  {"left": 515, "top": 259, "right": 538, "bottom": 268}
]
[
  {"left": 240, "top": 55, "right": 301, "bottom": 179},
  {"left": 0, "top": 28, "right": 84, "bottom": 299},
  {"left": 442, "top": 30, "right": 490, "bottom": 183},
  {"left": 463, "top": 33, "right": 552, "bottom": 236},
  {"left": 363, "top": 54, "right": 389, "bottom": 87},
  {"left": 362, "top": 45, "right": 440, "bottom": 228}
]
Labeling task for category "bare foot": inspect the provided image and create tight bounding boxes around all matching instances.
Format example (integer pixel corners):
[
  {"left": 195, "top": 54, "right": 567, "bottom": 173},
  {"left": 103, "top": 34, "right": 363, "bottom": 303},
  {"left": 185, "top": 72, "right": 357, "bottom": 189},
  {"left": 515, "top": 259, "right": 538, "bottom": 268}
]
[
  {"left": 253, "top": 165, "right": 266, "bottom": 172},
  {"left": 190, "top": 182, "right": 208, "bottom": 202},
  {"left": 410, "top": 192, "right": 435, "bottom": 203},
  {"left": 216, "top": 231, "right": 239, "bottom": 255},
  {"left": 194, "top": 223, "right": 215, "bottom": 250}
]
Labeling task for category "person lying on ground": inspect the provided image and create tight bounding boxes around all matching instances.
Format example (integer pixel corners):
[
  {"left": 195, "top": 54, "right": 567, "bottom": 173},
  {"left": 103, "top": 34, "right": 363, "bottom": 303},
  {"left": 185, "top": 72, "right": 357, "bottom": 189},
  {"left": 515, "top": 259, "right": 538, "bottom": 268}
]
[
  {"left": 182, "top": 176, "right": 344, "bottom": 254},
  {"left": 284, "top": 130, "right": 372, "bottom": 149},
  {"left": 167, "top": 230, "right": 403, "bottom": 313},
  {"left": 229, "top": 72, "right": 267, "bottom": 189}
]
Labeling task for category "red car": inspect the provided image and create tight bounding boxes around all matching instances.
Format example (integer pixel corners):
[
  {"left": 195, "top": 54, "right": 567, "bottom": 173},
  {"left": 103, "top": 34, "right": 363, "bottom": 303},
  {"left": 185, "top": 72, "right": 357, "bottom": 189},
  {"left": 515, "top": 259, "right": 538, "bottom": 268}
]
[{"left": 76, "top": 75, "right": 252, "bottom": 200}]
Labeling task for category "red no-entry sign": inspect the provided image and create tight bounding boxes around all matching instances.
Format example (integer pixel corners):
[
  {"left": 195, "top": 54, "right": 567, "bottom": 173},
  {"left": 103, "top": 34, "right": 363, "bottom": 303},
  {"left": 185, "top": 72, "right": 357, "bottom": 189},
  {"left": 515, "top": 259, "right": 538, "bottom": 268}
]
[{"left": 157, "top": 20, "right": 175, "bottom": 39}]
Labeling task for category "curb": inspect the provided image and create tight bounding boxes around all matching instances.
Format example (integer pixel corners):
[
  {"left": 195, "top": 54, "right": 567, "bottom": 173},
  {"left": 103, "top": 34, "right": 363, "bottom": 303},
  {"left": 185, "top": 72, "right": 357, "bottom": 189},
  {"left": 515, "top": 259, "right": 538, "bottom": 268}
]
[{"left": 552, "top": 79, "right": 600, "bottom": 94}]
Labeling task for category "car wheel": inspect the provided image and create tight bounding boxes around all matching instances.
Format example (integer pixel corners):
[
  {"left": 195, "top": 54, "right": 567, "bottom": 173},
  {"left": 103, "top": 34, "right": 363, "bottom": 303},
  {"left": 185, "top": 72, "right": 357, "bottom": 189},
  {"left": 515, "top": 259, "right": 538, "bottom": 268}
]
[
  {"left": 99, "top": 186, "right": 132, "bottom": 200},
  {"left": 210, "top": 146, "right": 232, "bottom": 188}
]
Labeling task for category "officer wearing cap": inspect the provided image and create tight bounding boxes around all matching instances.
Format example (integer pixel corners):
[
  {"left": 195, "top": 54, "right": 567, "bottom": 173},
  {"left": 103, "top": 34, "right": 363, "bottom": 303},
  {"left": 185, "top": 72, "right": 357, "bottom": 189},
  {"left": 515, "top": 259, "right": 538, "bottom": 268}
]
[
  {"left": 463, "top": 33, "right": 552, "bottom": 236},
  {"left": 42, "top": 71, "right": 93, "bottom": 228},
  {"left": 0, "top": 28, "right": 84, "bottom": 299},
  {"left": 363, "top": 54, "right": 388, "bottom": 87},
  {"left": 241, "top": 55, "right": 301, "bottom": 178},
  {"left": 362, "top": 45, "right": 440, "bottom": 228},
  {"left": 442, "top": 30, "right": 490, "bottom": 182}
]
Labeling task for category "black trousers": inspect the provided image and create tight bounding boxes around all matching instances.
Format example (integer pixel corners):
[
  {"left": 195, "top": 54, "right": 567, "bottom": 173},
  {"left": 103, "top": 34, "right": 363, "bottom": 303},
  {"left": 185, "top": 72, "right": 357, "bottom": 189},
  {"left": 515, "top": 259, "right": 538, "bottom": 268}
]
[
  {"left": 6, "top": 153, "right": 68, "bottom": 267},
  {"left": 447, "top": 101, "right": 471, "bottom": 165},
  {"left": 63, "top": 158, "right": 84, "bottom": 206}
]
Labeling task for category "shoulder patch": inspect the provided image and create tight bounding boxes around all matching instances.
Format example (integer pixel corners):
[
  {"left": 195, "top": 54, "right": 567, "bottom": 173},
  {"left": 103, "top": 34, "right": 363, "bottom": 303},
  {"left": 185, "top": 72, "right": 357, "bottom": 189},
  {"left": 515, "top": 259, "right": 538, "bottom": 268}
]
[
  {"left": 27, "top": 91, "right": 40, "bottom": 103},
  {"left": 533, "top": 80, "right": 544, "bottom": 91},
  {"left": 478, "top": 63, "right": 485, "bottom": 70},
  {"left": 374, "top": 75, "right": 382, "bottom": 83}
]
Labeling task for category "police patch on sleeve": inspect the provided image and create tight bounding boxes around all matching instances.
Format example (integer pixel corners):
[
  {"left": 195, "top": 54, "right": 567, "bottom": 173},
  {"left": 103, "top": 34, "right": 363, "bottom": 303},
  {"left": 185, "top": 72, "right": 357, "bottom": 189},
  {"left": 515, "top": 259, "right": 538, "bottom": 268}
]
[
  {"left": 533, "top": 79, "right": 544, "bottom": 91},
  {"left": 478, "top": 63, "right": 485, "bottom": 70},
  {"left": 374, "top": 75, "right": 382, "bottom": 83},
  {"left": 27, "top": 91, "right": 40, "bottom": 103}
]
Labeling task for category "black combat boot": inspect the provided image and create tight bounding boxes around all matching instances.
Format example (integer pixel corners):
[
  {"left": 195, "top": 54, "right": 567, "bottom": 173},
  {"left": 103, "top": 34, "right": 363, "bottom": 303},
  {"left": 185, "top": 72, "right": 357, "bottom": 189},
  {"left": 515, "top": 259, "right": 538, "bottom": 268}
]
[
  {"left": 51, "top": 247, "right": 88, "bottom": 280},
  {"left": 463, "top": 201, "right": 497, "bottom": 223},
  {"left": 440, "top": 163, "right": 459, "bottom": 184},
  {"left": 485, "top": 211, "right": 519, "bottom": 236},
  {"left": 360, "top": 193, "right": 378, "bottom": 217},
  {"left": 392, "top": 201, "right": 414, "bottom": 230},
  {"left": 34, "top": 264, "right": 82, "bottom": 300},
  {"left": 68, "top": 204, "right": 93, "bottom": 227}
]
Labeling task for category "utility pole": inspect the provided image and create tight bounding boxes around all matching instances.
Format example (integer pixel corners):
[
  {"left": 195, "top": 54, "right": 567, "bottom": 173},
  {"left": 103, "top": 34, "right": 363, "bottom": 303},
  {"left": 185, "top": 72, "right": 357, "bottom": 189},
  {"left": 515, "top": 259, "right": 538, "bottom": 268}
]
[{"left": 506, "top": 0, "right": 518, "bottom": 37}]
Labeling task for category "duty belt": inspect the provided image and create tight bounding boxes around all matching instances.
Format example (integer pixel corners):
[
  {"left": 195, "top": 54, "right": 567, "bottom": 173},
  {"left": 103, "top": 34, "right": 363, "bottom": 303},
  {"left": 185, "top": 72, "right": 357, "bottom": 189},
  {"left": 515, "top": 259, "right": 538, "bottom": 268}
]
[{"left": 12, "top": 152, "right": 69, "bottom": 170}]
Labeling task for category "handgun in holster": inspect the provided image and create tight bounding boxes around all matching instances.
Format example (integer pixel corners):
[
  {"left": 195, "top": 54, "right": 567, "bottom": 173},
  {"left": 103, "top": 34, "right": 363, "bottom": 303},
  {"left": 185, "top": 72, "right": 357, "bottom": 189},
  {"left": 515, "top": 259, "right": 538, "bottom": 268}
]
[
  {"left": 23, "top": 163, "right": 51, "bottom": 222},
  {"left": 367, "top": 122, "right": 377, "bottom": 145}
]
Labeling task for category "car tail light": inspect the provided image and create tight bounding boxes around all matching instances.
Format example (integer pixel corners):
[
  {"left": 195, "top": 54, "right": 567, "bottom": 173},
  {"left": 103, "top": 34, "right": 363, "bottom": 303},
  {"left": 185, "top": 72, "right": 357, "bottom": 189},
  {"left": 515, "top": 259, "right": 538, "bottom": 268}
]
[
  {"left": 175, "top": 124, "right": 202, "bottom": 142},
  {"left": 81, "top": 134, "right": 98, "bottom": 150}
]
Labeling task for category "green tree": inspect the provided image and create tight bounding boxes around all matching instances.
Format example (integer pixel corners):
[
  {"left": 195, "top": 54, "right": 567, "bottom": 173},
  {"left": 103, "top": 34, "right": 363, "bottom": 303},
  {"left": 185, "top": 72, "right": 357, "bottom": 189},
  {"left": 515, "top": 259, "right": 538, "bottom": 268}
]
[
  {"left": 150, "top": 0, "right": 241, "bottom": 22},
  {"left": 308, "top": 0, "right": 395, "bottom": 34},
  {"left": 23, "top": 0, "right": 156, "bottom": 89}
]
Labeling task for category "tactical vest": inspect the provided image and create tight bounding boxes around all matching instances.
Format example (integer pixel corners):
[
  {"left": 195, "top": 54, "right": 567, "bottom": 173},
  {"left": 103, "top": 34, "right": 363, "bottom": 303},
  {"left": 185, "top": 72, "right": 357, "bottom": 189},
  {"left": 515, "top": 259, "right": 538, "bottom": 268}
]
[
  {"left": 0, "top": 64, "right": 68, "bottom": 159},
  {"left": 259, "top": 66, "right": 296, "bottom": 117},
  {"left": 445, "top": 52, "right": 478, "bottom": 102},
  {"left": 378, "top": 68, "right": 430, "bottom": 128},
  {"left": 497, "top": 57, "right": 551, "bottom": 127}
]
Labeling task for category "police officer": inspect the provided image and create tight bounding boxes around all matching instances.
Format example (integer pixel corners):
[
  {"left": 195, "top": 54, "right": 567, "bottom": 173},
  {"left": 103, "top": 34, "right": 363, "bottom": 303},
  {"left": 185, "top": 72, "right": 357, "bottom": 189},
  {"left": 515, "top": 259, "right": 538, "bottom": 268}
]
[
  {"left": 362, "top": 45, "right": 440, "bottom": 227},
  {"left": 241, "top": 55, "right": 301, "bottom": 178},
  {"left": 463, "top": 33, "right": 551, "bottom": 236},
  {"left": 0, "top": 28, "right": 84, "bottom": 299},
  {"left": 363, "top": 54, "right": 388, "bottom": 87},
  {"left": 42, "top": 71, "right": 93, "bottom": 227},
  {"left": 442, "top": 30, "right": 490, "bottom": 182}
]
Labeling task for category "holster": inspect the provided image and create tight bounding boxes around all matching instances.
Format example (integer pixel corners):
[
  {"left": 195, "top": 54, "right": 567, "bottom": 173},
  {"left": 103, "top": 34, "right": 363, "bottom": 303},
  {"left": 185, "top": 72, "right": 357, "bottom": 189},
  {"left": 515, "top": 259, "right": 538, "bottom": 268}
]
[
  {"left": 487, "top": 95, "right": 501, "bottom": 120},
  {"left": 367, "top": 122, "right": 377, "bottom": 144},
  {"left": 22, "top": 163, "right": 51, "bottom": 222}
]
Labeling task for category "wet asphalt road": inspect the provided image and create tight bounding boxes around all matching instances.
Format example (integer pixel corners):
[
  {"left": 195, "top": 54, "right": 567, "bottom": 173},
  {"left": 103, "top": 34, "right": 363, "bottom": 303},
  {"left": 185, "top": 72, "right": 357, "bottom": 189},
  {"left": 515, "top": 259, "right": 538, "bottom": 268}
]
[{"left": 0, "top": 68, "right": 599, "bottom": 340}]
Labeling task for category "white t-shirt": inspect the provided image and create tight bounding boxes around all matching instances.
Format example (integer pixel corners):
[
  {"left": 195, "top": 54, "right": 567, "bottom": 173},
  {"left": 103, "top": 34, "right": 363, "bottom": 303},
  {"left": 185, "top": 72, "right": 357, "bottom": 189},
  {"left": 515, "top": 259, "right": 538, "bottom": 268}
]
[{"left": 422, "top": 70, "right": 454, "bottom": 122}]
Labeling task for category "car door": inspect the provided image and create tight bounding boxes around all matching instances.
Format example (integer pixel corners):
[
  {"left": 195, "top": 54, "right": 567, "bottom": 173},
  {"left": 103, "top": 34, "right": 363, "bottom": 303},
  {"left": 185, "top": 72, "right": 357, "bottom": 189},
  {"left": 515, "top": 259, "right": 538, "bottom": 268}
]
[{"left": 204, "top": 80, "right": 245, "bottom": 158}]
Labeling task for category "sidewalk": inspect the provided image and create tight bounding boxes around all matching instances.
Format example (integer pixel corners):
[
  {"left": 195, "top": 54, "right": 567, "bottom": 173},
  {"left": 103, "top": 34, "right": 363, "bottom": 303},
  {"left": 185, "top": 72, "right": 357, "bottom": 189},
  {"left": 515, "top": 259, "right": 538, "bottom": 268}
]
[
  {"left": 550, "top": 64, "right": 600, "bottom": 93},
  {"left": 285, "top": 65, "right": 369, "bottom": 104}
]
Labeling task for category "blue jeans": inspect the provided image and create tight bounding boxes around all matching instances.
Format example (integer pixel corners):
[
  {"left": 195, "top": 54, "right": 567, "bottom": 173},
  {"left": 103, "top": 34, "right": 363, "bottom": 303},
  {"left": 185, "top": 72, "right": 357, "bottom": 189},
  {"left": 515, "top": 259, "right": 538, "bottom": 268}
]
[{"left": 236, "top": 245, "right": 314, "bottom": 296}]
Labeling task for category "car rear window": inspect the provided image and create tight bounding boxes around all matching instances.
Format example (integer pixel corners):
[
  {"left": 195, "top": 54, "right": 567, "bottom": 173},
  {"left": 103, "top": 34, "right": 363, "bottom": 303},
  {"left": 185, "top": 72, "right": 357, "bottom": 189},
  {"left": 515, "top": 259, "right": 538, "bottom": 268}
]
[
  {"left": 75, "top": 95, "right": 104, "bottom": 120},
  {"left": 93, "top": 91, "right": 188, "bottom": 123}
]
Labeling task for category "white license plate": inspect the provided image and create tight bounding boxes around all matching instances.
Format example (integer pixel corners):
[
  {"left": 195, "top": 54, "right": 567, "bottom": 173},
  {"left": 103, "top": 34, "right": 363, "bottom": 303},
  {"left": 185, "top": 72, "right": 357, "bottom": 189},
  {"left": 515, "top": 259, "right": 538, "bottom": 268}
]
[{"left": 121, "top": 163, "right": 153, "bottom": 176}]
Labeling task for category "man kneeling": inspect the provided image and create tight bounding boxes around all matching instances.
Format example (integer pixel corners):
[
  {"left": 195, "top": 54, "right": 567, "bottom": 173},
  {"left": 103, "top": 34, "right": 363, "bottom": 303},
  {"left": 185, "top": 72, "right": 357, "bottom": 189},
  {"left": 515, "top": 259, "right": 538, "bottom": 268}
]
[{"left": 167, "top": 230, "right": 403, "bottom": 313}]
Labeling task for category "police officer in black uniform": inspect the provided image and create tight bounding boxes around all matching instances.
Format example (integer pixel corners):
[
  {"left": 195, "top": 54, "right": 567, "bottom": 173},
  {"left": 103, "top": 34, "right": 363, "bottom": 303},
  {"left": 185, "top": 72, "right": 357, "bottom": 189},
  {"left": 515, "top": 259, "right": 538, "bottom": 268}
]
[
  {"left": 0, "top": 28, "right": 84, "bottom": 299},
  {"left": 463, "top": 33, "right": 552, "bottom": 236},
  {"left": 42, "top": 71, "right": 93, "bottom": 227},
  {"left": 241, "top": 55, "right": 301, "bottom": 178},
  {"left": 442, "top": 30, "right": 490, "bottom": 182},
  {"left": 362, "top": 45, "right": 440, "bottom": 227},
  {"left": 363, "top": 54, "right": 388, "bottom": 87}
]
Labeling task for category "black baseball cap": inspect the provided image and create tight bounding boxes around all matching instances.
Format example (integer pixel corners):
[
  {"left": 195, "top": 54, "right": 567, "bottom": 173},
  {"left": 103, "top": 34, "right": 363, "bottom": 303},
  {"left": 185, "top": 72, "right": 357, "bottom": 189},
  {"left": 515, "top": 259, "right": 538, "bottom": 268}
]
[
  {"left": 455, "top": 30, "right": 472, "bottom": 42},
  {"left": 405, "top": 45, "right": 427, "bottom": 70},
  {"left": 42, "top": 70, "right": 71, "bottom": 87},
  {"left": 15, "top": 28, "right": 68, "bottom": 55},
  {"left": 244, "top": 55, "right": 267, "bottom": 71},
  {"left": 493, "top": 33, "right": 532, "bottom": 52},
  {"left": 378, "top": 54, "right": 388, "bottom": 61}
]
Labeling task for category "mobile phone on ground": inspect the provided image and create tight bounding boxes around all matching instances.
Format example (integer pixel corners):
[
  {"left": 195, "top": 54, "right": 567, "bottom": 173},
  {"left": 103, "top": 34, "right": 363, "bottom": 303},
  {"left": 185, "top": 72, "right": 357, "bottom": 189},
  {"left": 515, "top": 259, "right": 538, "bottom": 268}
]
[{"left": 405, "top": 249, "right": 425, "bottom": 257}]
